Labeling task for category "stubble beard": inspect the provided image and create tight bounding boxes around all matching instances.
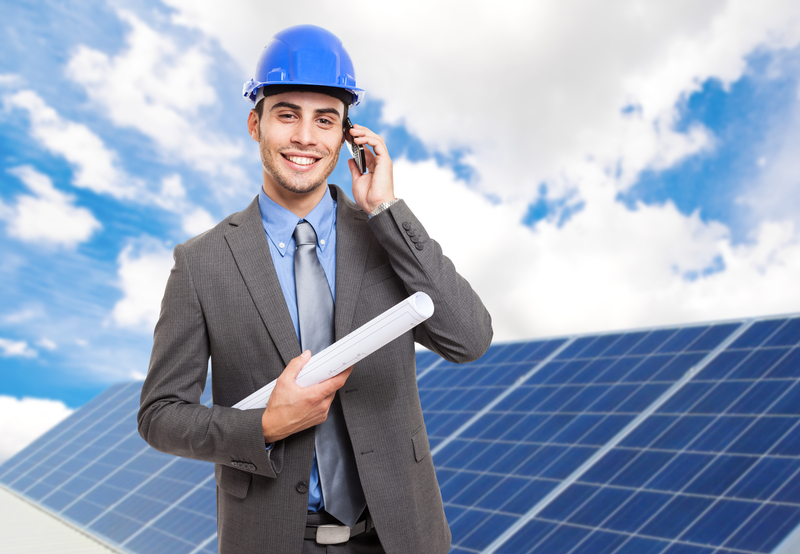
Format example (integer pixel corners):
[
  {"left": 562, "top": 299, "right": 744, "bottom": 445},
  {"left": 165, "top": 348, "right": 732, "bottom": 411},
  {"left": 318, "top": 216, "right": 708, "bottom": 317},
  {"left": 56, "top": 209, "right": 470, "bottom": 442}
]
[{"left": 259, "top": 134, "right": 340, "bottom": 195}]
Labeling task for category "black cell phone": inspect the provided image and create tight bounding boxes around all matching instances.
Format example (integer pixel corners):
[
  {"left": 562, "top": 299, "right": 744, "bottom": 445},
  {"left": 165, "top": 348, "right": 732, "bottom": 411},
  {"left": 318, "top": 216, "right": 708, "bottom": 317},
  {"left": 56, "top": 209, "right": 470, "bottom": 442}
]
[{"left": 344, "top": 117, "right": 367, "bottom": 174}]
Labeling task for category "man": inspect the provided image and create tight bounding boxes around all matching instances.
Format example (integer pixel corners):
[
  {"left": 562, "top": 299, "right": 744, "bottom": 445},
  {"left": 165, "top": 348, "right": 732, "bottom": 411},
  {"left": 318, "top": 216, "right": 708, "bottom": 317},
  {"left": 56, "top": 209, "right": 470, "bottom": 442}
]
[{"left": 138, "top": 25, "right": 492, "bottom": 554}]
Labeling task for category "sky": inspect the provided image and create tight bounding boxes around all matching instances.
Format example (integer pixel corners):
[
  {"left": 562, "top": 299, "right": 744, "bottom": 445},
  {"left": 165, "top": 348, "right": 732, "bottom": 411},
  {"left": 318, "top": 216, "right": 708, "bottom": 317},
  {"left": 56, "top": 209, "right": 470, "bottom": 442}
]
[{"left": 1, "top": 0, "right": 800, "bottom": 462}]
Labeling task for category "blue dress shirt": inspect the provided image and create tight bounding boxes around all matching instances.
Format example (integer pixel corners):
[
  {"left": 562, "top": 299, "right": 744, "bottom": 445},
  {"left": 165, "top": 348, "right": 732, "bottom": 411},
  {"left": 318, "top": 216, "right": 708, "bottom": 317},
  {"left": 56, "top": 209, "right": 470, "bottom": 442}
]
[{"left": 257, "top": 186, "right": 337, "bottom": 512}]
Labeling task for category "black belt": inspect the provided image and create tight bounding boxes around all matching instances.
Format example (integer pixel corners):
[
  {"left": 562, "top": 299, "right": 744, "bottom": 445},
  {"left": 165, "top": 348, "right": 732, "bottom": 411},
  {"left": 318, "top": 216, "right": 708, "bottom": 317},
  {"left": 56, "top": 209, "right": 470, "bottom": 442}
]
[{"left": 304, "top": 511, "right": 374, "bottom": 545}]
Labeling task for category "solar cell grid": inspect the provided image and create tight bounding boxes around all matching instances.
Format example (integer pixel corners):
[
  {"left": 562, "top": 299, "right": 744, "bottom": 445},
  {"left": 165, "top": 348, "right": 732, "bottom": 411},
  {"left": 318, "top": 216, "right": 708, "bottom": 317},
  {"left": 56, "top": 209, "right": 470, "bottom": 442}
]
[
  {"left": 446, "top": 324, "right": 738, "bottom": 552},
  {"left": 440, "top": 324, "right": 743, "bottom": 553},
  {"left": 419, "top": 339, "right": 565, "bottom": 451},
  {"left": 494, "top": 317, "right": 800, "bottom": 554},
  {"left": 0, "top": 383, "right": 134, "bottom": 488}
]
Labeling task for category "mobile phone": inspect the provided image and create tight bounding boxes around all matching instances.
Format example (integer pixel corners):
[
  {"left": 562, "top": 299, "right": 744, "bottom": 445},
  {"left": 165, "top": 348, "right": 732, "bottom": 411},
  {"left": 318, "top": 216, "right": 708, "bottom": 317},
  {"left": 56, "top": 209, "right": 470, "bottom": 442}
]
[{"left": 344, "top": 117, "right": 367, "bottom": 174}]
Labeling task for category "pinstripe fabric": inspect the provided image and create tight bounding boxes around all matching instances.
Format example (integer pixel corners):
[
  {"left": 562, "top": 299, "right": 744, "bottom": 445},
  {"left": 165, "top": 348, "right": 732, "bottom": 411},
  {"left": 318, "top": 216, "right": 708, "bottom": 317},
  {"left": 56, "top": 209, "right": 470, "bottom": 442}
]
[{"left": 138, "top": 186, "right": 492, "bottom": 554}]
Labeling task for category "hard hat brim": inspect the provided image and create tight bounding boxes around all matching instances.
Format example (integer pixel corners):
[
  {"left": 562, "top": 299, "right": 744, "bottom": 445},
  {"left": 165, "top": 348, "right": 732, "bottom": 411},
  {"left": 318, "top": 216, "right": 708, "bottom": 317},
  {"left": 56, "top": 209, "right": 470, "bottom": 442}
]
[{"left": 243, "top": 79, "right": 364, "bottom": 107}]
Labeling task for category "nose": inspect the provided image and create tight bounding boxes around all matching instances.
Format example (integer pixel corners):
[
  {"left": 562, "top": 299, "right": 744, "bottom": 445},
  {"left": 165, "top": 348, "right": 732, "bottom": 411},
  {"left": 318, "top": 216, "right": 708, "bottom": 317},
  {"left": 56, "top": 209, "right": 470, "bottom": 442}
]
[{"left": 291, "top": 118, "right": 317, "bottom": 147}]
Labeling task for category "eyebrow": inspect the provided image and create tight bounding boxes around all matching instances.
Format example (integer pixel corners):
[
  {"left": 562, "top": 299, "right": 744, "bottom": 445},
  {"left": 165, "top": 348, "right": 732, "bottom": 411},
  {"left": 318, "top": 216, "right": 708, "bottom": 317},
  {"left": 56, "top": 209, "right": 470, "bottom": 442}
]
[
  {"left": 269, "top": 102, "right": 341, "bottom": 118},
  {"left": 270, "top": 101, "right": 302, "bottom": 111}
]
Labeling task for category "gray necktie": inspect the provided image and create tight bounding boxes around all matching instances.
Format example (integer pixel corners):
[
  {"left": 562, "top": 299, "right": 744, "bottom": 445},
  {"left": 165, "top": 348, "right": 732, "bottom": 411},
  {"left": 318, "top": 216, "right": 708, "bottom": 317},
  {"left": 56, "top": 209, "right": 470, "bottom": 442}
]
[{"left": 293, "top": 221, "right": 366, "bottom": 528}]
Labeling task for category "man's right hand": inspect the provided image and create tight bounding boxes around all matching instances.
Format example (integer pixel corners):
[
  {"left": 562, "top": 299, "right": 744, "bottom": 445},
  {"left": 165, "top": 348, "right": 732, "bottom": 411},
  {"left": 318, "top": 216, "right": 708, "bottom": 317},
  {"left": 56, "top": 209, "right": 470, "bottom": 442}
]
[{"left": 261, "top": 350, "right": 353, "bottom": 443}]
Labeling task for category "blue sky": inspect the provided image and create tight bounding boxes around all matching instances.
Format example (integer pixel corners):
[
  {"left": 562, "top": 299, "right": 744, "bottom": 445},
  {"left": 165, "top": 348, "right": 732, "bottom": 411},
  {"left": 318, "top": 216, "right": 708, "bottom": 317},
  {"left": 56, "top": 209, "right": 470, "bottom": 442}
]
[{"left": 2, "top": 0, "right": 800, "bottom": 460}]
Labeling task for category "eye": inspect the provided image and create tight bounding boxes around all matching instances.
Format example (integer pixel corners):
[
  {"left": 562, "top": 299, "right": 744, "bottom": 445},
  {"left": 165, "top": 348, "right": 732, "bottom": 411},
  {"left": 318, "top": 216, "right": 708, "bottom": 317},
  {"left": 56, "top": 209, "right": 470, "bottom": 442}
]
[
  {"left": 317, "top": 117, "right": 334, "bottom": 126},
  {"left": 277, "top": 113, "right": 297, "bottom": 121}
]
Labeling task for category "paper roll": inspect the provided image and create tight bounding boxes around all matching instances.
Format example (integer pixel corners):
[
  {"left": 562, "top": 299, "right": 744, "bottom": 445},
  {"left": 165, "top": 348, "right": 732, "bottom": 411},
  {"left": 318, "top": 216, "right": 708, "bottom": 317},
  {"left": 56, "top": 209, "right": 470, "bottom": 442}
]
[{"left": 233, "top": 292, "right": 434, "bottom": 410}]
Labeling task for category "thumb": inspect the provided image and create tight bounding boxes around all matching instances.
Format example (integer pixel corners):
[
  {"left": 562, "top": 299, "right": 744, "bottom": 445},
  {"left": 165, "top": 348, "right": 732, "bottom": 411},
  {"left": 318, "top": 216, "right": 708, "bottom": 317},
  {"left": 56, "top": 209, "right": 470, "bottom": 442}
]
[
  {"left": 283, "top": 350, "right": 312, "bottom": 381},
  {"left": 347, "top": 158, "right": 362, "bottom": 181}
]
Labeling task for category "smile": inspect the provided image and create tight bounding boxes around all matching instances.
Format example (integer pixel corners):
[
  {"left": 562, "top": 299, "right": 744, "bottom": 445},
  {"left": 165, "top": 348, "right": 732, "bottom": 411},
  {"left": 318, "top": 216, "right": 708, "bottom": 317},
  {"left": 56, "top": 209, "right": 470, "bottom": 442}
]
[{"left": 283, "top": 154, "right": 319, "bottom": 166}]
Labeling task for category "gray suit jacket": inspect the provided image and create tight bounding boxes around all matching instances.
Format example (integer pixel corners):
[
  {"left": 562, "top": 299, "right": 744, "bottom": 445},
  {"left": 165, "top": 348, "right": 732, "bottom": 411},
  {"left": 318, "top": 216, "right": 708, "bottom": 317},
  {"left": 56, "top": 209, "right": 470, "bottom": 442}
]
[{"left": 138, "top": 186, "right": 492, "bottom": 554}]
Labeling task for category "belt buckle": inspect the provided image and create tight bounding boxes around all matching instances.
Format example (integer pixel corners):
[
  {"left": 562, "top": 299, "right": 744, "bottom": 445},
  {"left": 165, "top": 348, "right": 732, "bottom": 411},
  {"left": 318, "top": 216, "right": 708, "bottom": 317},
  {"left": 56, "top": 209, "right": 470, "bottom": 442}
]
[{"left": 316, "top": 524, "right": 351, "bottom": 545}]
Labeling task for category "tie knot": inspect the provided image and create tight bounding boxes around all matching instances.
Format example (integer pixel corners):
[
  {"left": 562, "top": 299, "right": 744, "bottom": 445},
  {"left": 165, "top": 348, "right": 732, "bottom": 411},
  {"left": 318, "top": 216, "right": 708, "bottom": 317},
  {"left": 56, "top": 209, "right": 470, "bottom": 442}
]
[{"left": 293, "top": 221, "right": 317, "bottom": 247}]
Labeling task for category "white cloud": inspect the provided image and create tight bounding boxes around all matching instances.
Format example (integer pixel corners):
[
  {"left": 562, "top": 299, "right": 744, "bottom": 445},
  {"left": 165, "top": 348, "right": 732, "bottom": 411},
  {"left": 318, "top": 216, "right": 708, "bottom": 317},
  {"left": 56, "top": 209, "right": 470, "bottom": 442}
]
[
  {"left": 1, "top": 306, "right": 43, "bottom": 324},
  {"left": 162, "top": 0, "right": 800, "bottom": 199},
  {"left": 153, "top": 174, "right": 217, "bottom": 236},
  {"left": 181, "top": 206, "right": 216, "bottom": 236},
  {"left": 65, "top": 10, "right": 248, "bottom": 186},
  {"left": 37, "top": 338, "right": 57, "bottom": 351},
  {"left": 0, "top": 396, "right": 73, "bottom": 463},
  {"left": 0, "top": 338, "right": 37, "bottom": 358},
  {"left": 4, "top": 90, "right": 226, "bottom": 239},
  {"left": 159, "top": 0, "right": 800, "bottom": 336},
  {"left": 397, "top": 159, "right": 800, "bottom": 339},
  {"left": 112, "top": 239, "right": 174, "bottom": 331},
  {"left": 2, "top": 166, "right": 101, "bottom": 247},
  {"left": 3, "top": 90, "right": 144, "bottom": 199},
  {"left": 0, "top": 73, "right": 23, "bottom": 87},
  {"left": 740, "top": 95, "right": 800, "bottom": 230}
]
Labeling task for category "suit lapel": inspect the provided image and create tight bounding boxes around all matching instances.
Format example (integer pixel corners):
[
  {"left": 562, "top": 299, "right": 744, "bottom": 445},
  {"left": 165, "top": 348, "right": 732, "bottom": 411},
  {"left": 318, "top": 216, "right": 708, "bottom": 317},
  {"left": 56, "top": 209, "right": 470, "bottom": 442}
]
[
  {"left": 332, "top": 186, "right": 371, "bottom": 341},
  {"left": 225, "top": 197, "right": 300, "bottom": 366}
]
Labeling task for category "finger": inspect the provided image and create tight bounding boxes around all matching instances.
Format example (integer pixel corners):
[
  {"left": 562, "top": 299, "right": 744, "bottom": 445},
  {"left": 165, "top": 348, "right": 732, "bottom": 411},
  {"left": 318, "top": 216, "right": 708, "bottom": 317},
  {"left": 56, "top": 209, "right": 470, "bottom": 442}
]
[
  {"left": 350, "top": 123, "right": 374, "bottom": 136},
  {"left": 312, "top": 366, "right": 354, "bottom": 397},
  {"left": 354, "top": 135, "right": 389, "bottom": 159},
  {"left": 350, "top": 126, "right": 386, "bottom": 148},
  {"left": 351, "top": 130, "right": 384, "bottom": 146},
  {"left": 328, "top": 366, "right": 354, "bottom": 389}
]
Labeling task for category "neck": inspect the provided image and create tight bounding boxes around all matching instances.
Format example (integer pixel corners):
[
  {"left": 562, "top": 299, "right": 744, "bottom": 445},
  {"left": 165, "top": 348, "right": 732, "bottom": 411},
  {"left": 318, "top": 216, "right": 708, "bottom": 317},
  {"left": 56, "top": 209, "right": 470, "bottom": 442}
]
[{"left": 261, "top": 177, "right": 328, "bottom": 218}]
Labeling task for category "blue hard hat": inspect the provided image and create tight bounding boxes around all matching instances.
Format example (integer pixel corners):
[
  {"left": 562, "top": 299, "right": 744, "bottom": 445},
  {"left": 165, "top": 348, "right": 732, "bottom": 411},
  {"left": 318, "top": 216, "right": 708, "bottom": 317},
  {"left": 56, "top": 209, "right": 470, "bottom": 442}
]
[{"left": 243, "top": 25, "right": 364, "bottom": 107}]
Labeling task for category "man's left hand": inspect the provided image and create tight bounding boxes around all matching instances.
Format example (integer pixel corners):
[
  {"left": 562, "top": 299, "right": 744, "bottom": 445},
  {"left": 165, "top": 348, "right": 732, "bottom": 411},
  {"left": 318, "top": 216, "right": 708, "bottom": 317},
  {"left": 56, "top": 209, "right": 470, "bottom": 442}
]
[{"left": 347, "top": 124, "right": 395, "bottom": 214}]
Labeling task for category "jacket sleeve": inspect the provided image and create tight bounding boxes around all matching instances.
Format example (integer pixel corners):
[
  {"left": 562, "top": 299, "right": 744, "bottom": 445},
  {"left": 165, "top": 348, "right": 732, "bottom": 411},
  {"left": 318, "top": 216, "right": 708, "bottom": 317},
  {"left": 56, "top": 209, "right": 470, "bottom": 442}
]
[
  {"left": 137, "top": 243, "right": 283, "bottom": 478},
  {"left": 368, "top": 200, "right": 493, "bottom": 363}
]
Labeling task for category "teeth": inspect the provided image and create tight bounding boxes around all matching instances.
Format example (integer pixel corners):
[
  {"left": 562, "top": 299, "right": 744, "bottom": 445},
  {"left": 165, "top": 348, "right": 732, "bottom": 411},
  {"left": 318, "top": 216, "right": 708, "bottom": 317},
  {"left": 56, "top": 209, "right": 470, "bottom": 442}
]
[{"left": 286, "top": 155, "right": 317, "bottom": 166}]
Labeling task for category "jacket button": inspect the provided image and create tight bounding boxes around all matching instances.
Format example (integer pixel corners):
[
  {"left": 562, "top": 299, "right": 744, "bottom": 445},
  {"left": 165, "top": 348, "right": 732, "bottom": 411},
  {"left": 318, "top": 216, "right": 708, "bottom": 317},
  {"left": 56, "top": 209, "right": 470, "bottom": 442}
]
[
  {"left": 406, "top": 229, "right": 416, "bottom": 236},
  {"left": 415, "top": 243, "right": 424, "bottom": 251},
  {"left": 402, "top": 222, "right": 412, "bottom": 230},
  {"left": 410, "top": 236, "right": 420, "bottom": 243},
  {"left": 296, "top": 481, "right": 309, "bottom": 494}
]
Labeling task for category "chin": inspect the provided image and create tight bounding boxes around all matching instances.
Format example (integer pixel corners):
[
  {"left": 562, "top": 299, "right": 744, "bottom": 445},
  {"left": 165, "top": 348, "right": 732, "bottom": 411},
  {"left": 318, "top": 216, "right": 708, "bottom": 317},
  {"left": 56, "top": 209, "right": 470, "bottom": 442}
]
[{"left": 275, "top": 175, "right": 327, "bottom": 195}]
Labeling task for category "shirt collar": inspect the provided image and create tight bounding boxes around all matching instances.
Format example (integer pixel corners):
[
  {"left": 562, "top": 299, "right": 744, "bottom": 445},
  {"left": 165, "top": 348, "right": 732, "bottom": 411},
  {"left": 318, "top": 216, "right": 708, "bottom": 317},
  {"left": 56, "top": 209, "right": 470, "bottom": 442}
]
[{"left": 258, "top": 187, "right": 336, "bottom": 257}]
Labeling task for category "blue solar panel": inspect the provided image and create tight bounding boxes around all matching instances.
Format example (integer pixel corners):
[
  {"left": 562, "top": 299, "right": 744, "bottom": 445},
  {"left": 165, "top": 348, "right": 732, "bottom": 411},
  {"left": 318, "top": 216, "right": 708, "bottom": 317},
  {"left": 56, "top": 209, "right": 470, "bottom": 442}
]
[
  {"left": 419, "top": 339, "right": 566, "bottom": 451},
  {"left": 488, "top": 317, "right": 800, "bottom": 554},
  {"left": 1, "top": 316, "right": 799, "bottom": 554},
  {"left": 436, "top": 323, "right": 743, "bottom": 553},
  {"left": 1, "top": 378, "right": 218, "bottom": 553}
]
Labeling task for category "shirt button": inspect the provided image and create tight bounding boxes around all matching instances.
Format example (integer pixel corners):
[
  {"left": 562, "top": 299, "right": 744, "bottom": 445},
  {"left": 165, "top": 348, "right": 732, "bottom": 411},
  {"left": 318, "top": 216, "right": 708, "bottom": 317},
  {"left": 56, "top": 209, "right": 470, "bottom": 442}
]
[
  {"left": 296, "top": 481, "right": 309, "bottom": 494},
  {"left": 279, "top": 242, "right": 285, "bottom": 249},
  {"left": 320, "top": 239, "right": 326, "bottom": 245},
  {"left": 402, "top": 222, "right": 412, "bottom": 230}
]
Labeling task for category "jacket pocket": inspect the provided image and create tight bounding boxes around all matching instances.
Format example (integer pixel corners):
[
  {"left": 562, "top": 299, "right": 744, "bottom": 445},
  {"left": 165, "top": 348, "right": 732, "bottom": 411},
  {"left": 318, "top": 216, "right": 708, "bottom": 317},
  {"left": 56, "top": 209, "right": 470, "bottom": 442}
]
[
  {"left": 360, "top": 263, "right": 397, "bottom": 289},
  {"left": 411, "top": 425, "right": 431, "bottom": 462},
  {"left": 215, "top": 463, "right": 252, "bottom": 499}
]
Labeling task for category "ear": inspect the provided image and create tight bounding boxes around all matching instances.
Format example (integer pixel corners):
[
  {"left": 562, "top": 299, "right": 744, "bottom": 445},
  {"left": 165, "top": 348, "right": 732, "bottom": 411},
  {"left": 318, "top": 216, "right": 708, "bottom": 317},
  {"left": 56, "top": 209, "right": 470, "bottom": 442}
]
[{"left": 247, "top": 110, "right": 260, "bottom": 142}]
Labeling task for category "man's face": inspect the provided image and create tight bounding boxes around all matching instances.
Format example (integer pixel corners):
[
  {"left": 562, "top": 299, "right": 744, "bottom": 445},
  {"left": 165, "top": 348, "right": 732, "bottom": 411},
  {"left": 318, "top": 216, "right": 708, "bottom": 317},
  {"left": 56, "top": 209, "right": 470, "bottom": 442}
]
[{"left": 251, "top": 91, "right": 345, "bottom": 197}]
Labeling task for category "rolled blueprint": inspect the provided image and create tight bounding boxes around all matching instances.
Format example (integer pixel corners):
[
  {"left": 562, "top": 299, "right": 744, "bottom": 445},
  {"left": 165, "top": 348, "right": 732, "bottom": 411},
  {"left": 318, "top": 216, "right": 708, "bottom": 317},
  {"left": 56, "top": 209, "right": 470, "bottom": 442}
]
[{"left": 233, "top": 292, "right": 434, "bottom": 410}]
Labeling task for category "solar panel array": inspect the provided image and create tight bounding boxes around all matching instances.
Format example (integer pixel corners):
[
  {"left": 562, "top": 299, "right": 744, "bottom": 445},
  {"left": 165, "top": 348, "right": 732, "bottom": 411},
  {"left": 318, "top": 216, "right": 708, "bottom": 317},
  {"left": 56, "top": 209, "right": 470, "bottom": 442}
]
[
  {"left": 0, "top": 382, "right": 218, "bottom": 554},
  {"left": 2, "top": 315, "right": 800, "bottom": 554}
]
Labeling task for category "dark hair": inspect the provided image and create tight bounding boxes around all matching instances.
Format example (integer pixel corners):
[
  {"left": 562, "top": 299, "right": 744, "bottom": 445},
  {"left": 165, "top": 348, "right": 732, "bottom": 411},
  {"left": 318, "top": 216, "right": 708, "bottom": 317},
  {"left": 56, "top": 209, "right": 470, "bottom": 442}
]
[{"left": 253, "top": 85, "right": 350, "bottom": 122}]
